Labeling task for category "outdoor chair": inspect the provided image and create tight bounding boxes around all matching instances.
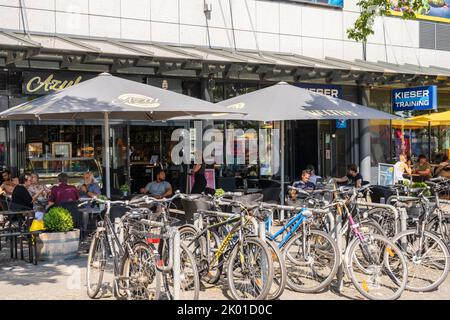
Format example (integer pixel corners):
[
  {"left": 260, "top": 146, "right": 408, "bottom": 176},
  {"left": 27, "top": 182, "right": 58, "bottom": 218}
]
[{"left": 261, "top": 187, "right": 281, "bottom": 204}]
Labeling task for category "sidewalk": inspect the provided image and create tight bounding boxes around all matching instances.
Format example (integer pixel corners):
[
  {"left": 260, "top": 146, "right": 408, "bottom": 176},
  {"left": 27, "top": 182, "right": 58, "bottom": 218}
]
[{"left": 1, "top": 248, "right": 450, "bottom": 300}]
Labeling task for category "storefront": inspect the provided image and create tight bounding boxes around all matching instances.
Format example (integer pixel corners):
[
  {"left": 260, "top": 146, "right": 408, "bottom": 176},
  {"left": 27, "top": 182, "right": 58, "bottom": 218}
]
[
  {"left": 368, "top": 85, "right": 450, "bottom": 181},
  {"left": 1, "top": 31, "right": 449, "bottom": 192},
  {"left": 0, "top": 68, "right": 361, "bottom": 193}
]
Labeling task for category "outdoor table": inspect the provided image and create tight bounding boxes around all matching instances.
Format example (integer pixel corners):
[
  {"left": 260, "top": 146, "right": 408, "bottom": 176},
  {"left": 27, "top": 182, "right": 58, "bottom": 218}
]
[
  {"left": 0, "top": 210, "right": 37, "bottom": 263},
  {"left": 78, "top": 206, "right": 102, "bottom": 238},
  {"left": 234, "top": 188, "right": 263, "bottom": 194}
]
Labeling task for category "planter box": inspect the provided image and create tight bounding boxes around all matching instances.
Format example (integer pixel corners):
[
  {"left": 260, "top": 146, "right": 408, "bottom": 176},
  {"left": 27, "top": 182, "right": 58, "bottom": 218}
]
[{"left": 36, "top": 229, "right": 80, "bottom": 261}]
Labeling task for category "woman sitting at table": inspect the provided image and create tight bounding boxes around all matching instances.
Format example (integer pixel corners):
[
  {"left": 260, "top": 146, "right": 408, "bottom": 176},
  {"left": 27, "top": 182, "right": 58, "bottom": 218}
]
[
  {"left": 28, "top": 173, "right": 50, "bottom": 203},
  {"left": 10, "top": 174, "right": 33, "bottom": 211}
]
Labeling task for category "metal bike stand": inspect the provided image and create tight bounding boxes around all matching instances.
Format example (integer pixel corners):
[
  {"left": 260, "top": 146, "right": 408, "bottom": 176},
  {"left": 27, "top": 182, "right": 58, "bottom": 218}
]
[
  {"left": 334, "top": 213, "right": 344, "bottom": 293},
  {"left": 258, "top": 220, "right": 266, "bottom": 240},
  {"left": 172, "top": 229, "right": 181, "bottom": 300},
  {"left": 356, "top": 201, "right": 404, "bottom": 234}
]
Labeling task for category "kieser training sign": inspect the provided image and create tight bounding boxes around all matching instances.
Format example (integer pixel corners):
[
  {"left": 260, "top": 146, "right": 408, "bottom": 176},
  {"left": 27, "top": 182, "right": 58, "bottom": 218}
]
[
  {"left": 392, "top": 86, "right": 438, "bottom": 112},
  {"left": 295, "top": 83, "right": 343, "bottom": 99}
]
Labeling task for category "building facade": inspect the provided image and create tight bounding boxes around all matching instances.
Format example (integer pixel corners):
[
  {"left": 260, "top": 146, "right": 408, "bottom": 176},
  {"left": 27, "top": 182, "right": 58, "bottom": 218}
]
[{"left": 0, "top": 0, "right": 449, "bottom": 191}]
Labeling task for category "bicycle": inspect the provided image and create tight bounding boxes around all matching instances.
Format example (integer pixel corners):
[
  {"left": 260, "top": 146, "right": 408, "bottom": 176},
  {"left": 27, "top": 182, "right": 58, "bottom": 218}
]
[{"left": 179, "top": 193, "right": 274, "bottom": 300}]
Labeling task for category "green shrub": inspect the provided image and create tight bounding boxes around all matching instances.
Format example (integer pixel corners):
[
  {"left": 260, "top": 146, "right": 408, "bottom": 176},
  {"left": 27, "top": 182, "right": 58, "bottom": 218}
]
[
  {"left": 44, "top": 207, "right": 74, "bottom": 232},
  {"left": 120, "top": 184, "right": 130, "bottom": 192},
  {"left": 214, "top": 188, "right": 225, "bottom": 197}
]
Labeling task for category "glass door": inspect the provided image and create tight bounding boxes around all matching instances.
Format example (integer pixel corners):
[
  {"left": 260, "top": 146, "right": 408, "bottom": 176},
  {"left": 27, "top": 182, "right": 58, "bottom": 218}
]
[{"left": 110, "top": 123, "right": 129, "bottom": 193}]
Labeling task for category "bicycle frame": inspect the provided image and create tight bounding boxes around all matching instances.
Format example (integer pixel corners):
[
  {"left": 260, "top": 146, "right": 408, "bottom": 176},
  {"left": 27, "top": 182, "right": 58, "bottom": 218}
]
[{"left": 265, "top": 208, "right": 309, "bottom": 249}]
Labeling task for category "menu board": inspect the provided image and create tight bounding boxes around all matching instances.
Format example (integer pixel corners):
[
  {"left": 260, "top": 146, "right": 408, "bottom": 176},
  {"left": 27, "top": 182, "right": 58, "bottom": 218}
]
[{"left": 378, "top": 163, "right": 395, "bottom": 186}]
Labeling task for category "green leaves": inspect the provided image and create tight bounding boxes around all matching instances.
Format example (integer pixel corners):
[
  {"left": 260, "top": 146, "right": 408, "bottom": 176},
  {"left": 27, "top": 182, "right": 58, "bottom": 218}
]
[
  {"left": 44, "top": 206, "right": 74, "bottom": 232},
  {"left": 347, "top": 0, "right": 426, "bottom": 43},
  {"left": 120, "top": 184, "right": 130, "bottom": 192}
]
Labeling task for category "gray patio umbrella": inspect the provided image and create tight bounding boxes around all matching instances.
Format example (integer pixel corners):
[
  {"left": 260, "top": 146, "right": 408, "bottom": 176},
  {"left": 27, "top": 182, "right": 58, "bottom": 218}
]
[
  {"left": 179, "top": 81, "right": 398, "bottom": 121},
  {"left": 0, "top": 73, "right": 242, "bottom": 197},
  {"left": 174, "top": 81, "right": 398, "bottom": 209}
]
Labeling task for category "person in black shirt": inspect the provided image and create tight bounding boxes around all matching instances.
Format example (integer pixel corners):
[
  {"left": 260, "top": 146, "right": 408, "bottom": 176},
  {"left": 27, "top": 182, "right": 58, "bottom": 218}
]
[
  {"left": 10, "top": 174, "right": 33, "bottom": 211},
  {"left": 333, "top": 163, "right": 363, "bottom": 188}
]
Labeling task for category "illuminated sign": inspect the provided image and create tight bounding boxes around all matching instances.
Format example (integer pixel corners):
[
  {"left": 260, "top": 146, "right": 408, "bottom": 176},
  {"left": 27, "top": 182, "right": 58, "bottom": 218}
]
[
  {"left": 23, "top": 72, "right": 95, "bottom": 95},
  {"left": 392, "top": 86, "right": 438, "bottom": 112},
  {"left": 295, "top": 83, "right": 343, "bottom": 99}
]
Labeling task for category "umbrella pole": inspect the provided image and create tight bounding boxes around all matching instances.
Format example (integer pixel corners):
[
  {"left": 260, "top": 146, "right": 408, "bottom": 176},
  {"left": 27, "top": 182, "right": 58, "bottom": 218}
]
[{"left": 104, "top": 112, "right": 111, "bottom": 198}]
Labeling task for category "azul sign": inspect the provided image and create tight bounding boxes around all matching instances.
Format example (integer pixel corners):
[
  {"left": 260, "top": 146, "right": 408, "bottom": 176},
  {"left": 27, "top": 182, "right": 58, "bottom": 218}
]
[
  {"left": 392, "top": 86, "right": 438, "bottom": 112},
  {"left": 23, "top": 72, "right": 95, "bottom": 95}
]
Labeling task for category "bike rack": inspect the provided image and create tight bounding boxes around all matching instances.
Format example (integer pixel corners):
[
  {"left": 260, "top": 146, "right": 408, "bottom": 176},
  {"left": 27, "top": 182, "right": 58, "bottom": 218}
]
[
  {"left": 333, "top": 201, "right": 404, "bottom": 294},
  {"left": 357, "top": 200, "right": 406, "bottom": 235}
]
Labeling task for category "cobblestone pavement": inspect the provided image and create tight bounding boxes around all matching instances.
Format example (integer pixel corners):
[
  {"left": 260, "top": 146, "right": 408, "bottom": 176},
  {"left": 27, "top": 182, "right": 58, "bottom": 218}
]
[{"left": 1, "top": 246, "right": 450, "bottom": 300}]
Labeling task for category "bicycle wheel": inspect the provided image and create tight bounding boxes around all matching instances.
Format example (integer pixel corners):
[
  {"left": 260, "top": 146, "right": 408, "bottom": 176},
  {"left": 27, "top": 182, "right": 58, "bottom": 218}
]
[
  {"left": 162, "top": 242, "right": 200, "bottom": 300},
  {"left": 346, "top": 234, "right": 408, "bottom": 300},
  {"left": 86, "top": 231, "right": 107, "bottom": 299},
  {"left": 227, "top": 236, "right": 273, "bottom": 300},
  {"left": 266, "top": 239, "right": 286, "bottom": 300},
  {"left": 392, "top": 229, "right": 450, "bottom": 292},
  {"left": 179, "top": 225, "right": 222, "bottom": 284},
  {"left": 121, "top": 241, "right": 157, "bottom": 300},
  {"left": 284, "top": 229, "right": 340, "bottom": 293},
  {"left": 366, "top": 208, "right": 398, "bottom": 238}
]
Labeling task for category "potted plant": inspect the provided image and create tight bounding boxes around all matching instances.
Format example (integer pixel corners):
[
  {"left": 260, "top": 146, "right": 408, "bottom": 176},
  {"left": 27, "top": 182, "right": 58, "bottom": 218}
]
[
  {"left": 36, "top": 207, "right": 80, "bottom": 261},
  {"left": 120, "top": 184, "right": 130, "bottom": 197}
]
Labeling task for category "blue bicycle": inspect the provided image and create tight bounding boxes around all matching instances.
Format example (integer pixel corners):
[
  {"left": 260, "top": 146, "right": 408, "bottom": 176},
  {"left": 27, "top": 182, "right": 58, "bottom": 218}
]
[{"left": 257, "top": 188, "right": 340, "bottom": 294}]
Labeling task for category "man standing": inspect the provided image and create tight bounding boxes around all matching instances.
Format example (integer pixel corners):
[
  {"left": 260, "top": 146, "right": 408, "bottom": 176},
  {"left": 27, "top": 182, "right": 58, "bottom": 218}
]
[{"left": 140, "top": 168, "right": 173, "bottom": 199}]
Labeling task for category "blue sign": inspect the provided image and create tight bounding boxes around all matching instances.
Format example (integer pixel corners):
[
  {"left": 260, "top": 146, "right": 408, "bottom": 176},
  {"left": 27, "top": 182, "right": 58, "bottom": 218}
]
[
  {"left": 392, "top": 86, "right": 437, "bottom": 112},
  {"left": 296, "top": 83, "right": 343, "bottom": 99},
  {"left": 336, "top": 120, "right": 348, "bottom": 129}
]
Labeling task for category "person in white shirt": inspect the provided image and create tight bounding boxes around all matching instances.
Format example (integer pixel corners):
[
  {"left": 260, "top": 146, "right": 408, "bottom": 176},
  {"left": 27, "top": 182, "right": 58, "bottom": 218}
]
[{"left": 394, "top": 154, "right": 412, "bottom": 183}]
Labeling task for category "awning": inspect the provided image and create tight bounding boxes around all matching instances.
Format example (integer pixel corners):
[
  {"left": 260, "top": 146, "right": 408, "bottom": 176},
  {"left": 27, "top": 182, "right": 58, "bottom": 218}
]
[
  {"left": 1, "top": 29, "right": 450, "bottom": 86},
  {"left": 409, "top": 111, "right": 450, "bottom": 125}
]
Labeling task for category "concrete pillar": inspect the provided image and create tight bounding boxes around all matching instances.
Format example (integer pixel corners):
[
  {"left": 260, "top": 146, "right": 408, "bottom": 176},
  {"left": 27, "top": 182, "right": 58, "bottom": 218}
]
[
  {"left": 359, "top": 88, "right": 371, "bottom": 183},
  {"left": 359, "top": 119, "right": 371, "bottom": 183}
]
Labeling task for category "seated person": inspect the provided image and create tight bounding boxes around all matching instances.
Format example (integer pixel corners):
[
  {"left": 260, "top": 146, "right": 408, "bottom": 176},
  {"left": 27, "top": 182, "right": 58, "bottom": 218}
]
[
  {"left": 1, "top": 181, "right": 15, "bottom": 198},
  {"left": 290, "top": 170, "right": 316, "bottom": 201},
  {"left": 48, "top": 173, "right": 79, "bottom": 206},
  {"left": 413, "top": 154, "right": 432, "bottom": 180},
  {"left": 306, "top": 165, "right": 322, "bottom": 185},
  {"left": 140, "top": 168, "right": 173, "bottom": 199},
  {"left": 333, "top": 163, "right": 363, "bottom": 188},
  {"left": 48, "top": 173, "right": 81, "bottom": 229},
  {"left": 28, "top": 172, "right": 50, "bottom": 204},
  {"left": 434, "top": 154, "right": 450, "bottom": 178},
  {"left": 79, "top": 171, "right": 101, "bottom": 198},
  {"left": 10, "top": 174, "right": 33, "bottom": 211},
  {"left": 2, "top": 169, "right": 11, "bottom": 183}
]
